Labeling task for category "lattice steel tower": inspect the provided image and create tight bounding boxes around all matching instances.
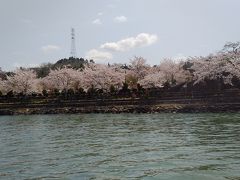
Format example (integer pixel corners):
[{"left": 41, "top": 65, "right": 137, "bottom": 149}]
[{"left": 70, "top": 28, "right": 77, "bottom": 58}]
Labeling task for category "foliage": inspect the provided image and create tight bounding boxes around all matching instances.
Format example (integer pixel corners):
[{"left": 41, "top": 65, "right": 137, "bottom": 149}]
[
  {"left": 42, "top": 89, "right": 48, "bottom": 97},
  {"left": 52, "top": 57, "right": 87, "bottom": 70},
  {"left": 109, "top": 85, "right": 116, "bottom": 95}
]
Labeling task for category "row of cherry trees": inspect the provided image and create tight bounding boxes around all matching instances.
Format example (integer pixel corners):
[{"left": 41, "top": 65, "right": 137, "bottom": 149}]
[
  {"left": 0, "top": 57, "right": 190, "bottom": 95},
  {"left": 0, "top": 43, "right": 240, "bottom": 96}
]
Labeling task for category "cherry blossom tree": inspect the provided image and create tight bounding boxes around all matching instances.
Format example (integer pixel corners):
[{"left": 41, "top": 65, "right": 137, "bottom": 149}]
[
  {"left": 83, "top": 64, "right": 125, "bottom": 92},
  {"left": 222, "top": 42, "right": 240, "bottom": 54},
  {"left": 38, "top": 64, "right": 126, "bottom": 93},
  {"left": 0, "top": 79, "right": 8, "bottom": 95},
  {"left": 139, "top": 72, "right": 165, "bottom": 88},
  {"left": 40, "top": 67, "right": 83, "bottom": 92},
  {"left": 4, "top": 69, "right": 39, "bottom": 94},
  {"left": 158, "top": 58, "right": 191, "bottom": 86},
  {"left": 129, "top": 56, "right": 150, "bottom": 80},
  {"left": 191, "top": 52, "right": 240, "bottom": 85}
]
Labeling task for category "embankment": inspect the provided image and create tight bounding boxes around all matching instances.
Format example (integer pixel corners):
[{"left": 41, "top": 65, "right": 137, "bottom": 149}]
[{"left": 1, "top": 91, "right": 240, "bottom": 115}]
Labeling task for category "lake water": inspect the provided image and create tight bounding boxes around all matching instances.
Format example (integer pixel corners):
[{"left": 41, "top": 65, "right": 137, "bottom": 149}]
[{"left": 0, "top": 113, "right": 240, "bottom": 180}]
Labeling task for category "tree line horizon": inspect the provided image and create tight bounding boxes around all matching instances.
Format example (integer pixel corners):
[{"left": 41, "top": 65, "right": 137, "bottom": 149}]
[{"left": 0, "top": 41, "right": 240, "bottom": 98}]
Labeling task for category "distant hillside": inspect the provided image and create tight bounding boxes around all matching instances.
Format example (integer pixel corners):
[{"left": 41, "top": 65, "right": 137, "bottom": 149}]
[
  {"left": 33, "top": 57, "right": 90, "bottom": 78},
  {"left": 52, "top": 57, "right": 88, "bottom": 69}
]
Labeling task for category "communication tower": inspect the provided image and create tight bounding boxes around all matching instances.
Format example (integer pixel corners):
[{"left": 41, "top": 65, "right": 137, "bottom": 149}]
[{"left": 70, "top": 28, "right": 77, "bottom": 58}]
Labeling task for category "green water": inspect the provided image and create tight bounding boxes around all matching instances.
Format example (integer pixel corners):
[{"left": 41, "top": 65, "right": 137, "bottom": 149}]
[{"left": 0, "top": 113, "right": 240, "bottom": 180}]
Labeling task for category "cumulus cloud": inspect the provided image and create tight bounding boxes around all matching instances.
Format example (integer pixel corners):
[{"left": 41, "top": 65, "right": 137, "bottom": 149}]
[
  {"left": 41, "top": 45, "right": 60, "bottom": 54},
  {"left": 85, "top": 49, "right": 113, "bottom": 62},
  {"left": 100, "top": 33, "right": 158, "bottom": 52},
  {"left": 92, "top": 18, "right": 102, "bottom": 25},
  {"left": 114, "top": 16, "right": 128, "bottom": 23}
]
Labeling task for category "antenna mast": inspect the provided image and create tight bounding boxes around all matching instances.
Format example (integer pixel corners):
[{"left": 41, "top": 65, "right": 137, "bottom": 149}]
[{"left": 70, "top": 28, "right": 77, "bottom": 58}]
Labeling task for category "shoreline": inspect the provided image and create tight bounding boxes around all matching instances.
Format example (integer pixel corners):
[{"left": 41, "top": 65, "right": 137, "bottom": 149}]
[{"left": 1, "top": 101, "right": 240, "bottom": 115}]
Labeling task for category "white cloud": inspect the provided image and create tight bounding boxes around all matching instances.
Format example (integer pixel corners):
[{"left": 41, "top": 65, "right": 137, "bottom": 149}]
[
  {"left": 92, "top": 18, "right": 102, "bottom": 25},
  {"left": 97, "top": 12, "right": 103, "bottom": 16},
  {"left": 100, "top": 33, "right": 158, "bottom": 52},
  {"left": 85, "top": 49, "right": 113, "bottom": 62},
  {"left": 41, "top": 45, "right": 60, "bottom": 54},
  {"left": 114, "top": 16, "right": 128, "bottom": 23}
]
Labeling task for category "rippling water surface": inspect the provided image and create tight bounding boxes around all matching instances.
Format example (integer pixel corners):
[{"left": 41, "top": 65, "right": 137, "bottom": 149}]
[{"left": 0, "top": 113, "right": 240, "bottom": 179}]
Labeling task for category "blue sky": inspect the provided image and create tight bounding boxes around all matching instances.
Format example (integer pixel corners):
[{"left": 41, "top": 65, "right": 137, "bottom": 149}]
[{"left": 0, "top": 0, "right": 240, "bottom": 70}]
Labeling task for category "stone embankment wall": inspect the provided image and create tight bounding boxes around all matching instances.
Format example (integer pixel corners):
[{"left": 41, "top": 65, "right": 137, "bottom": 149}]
[{"left": 1, "top": 90, "right": 240, "bottom": 115}]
